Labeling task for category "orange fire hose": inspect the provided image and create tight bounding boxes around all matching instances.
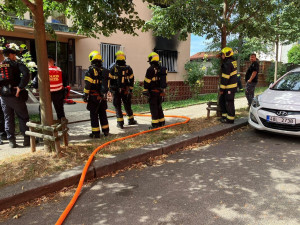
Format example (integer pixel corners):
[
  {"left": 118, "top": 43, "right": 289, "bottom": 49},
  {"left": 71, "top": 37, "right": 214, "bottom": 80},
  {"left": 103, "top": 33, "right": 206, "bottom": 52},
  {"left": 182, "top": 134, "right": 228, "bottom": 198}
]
[{"left": 55, "top": 100, "right": 190, "bottom": 225}]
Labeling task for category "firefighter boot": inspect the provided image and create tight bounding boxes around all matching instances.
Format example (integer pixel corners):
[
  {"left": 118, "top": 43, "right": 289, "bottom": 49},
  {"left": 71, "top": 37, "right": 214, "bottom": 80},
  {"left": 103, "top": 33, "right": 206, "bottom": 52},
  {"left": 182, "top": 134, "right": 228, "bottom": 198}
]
[
  {"left": 8, "top": 138, "right": 18, "bottom": 148},
  {"left": 128, "top": 118, "right": 137, "bottom": 125},
  {"left": 89, "top": 133, "right": 100, "bottom": 138},
  {"left": 117, "top": 121, "right": 124, "bottom": 129}
]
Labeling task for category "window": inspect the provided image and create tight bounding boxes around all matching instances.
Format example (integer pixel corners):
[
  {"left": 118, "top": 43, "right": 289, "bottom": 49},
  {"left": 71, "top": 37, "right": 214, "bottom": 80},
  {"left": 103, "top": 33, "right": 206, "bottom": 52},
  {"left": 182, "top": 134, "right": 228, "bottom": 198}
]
[
  {"left": 155, "top": 49, "right": 178, "bottom": 72},
  {"left": 100, "top": 43, "right": 124, "bottom": 69}
]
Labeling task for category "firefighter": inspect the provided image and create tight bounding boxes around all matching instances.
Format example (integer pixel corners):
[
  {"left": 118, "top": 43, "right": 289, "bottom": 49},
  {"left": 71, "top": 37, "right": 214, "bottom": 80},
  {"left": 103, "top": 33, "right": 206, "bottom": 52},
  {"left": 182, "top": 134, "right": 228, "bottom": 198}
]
[
  {"left": 0, "top": 47, "right": 7, "bottom": 145},
  {"left": 109, "top": 51, "right": 137, "bottom": 129},
  {"left": 143, "top": 52, "right": 167, "bottom": 128},
  {"left": 0, "top": 43, "right": 30, "bottom": 148},
  {"left": 82, "top": 51, "right": 109, "bottom": 138},
  {"left": 219, "top": 47, "right": 238, "bottom": 124}
]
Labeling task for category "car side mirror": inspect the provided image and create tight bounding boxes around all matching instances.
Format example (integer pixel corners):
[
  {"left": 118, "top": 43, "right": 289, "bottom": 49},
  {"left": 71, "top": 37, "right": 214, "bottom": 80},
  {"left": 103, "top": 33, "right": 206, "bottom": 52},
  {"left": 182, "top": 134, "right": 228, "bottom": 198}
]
[{"left": 269, "top": 83, "right": 273, "bottom": 88}]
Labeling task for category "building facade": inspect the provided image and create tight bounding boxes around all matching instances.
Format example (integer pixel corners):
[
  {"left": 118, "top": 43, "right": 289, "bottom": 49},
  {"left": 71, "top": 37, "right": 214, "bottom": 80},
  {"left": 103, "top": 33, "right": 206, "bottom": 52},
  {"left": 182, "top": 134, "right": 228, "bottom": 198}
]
[{"left": 0, "top": 1, "right": 190, "bottom": 90}]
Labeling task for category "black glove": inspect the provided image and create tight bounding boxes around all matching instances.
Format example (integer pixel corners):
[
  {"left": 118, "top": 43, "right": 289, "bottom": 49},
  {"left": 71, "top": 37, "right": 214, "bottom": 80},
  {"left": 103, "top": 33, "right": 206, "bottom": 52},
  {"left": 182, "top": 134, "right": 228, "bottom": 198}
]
[{"left": 83, "top": 93, "right": 89, "bottom": 102}]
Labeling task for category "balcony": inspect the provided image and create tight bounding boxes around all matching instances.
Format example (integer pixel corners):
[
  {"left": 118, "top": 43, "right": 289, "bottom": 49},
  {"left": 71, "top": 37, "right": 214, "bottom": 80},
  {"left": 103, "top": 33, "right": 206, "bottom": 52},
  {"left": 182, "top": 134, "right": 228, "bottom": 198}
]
[{"left": 12, "top": 18, "right": 76, "bottom": 33}]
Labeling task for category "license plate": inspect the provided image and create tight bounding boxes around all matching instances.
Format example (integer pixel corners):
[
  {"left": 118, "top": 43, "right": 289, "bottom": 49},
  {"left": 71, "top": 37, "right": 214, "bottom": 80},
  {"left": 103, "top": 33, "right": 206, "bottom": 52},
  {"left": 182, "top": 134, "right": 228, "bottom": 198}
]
[{"left": 266, "top": 115, "right": 296, "bottom": 125}]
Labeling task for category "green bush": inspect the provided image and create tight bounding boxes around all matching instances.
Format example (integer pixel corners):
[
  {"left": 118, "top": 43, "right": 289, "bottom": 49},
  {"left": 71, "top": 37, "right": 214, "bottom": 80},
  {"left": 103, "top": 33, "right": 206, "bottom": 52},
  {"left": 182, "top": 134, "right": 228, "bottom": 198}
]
[
  {"left": 184, "top": 61, "right": 206, "bottom": 97},
  {"left": 266, "top": 62, "right": 288, "bottom": 84},
  {"left": 288, "top": 44, "right": 300, "bottom": 64}
]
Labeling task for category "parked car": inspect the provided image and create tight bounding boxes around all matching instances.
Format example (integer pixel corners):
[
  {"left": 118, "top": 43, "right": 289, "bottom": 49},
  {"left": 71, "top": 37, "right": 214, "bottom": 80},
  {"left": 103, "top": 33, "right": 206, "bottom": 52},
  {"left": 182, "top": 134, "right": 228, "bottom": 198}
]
[{"left": 248, "top": 67, "right": 300, "bottom": 136}]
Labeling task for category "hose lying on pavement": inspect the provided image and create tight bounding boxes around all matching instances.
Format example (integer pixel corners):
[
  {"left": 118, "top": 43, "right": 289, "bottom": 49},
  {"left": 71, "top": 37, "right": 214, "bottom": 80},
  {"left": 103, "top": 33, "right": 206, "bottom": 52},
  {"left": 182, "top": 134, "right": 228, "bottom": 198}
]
[{"left": 55, "top": 100, "right": 190, "bottom": 225}]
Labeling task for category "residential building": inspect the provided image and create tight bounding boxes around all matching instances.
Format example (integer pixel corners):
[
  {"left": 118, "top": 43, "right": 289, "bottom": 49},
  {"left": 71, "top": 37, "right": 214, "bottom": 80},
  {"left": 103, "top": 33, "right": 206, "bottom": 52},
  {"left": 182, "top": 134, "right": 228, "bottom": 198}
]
[{"left": 0, "top": 1, "right": 190, "bottom": 90}]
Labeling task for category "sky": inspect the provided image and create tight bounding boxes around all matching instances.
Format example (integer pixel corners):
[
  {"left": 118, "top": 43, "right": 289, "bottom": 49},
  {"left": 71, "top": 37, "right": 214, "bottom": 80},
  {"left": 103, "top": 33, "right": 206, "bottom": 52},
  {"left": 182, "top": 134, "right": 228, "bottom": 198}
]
[{"left": 190, "top": 34, "right": 210, "bottom": 56}]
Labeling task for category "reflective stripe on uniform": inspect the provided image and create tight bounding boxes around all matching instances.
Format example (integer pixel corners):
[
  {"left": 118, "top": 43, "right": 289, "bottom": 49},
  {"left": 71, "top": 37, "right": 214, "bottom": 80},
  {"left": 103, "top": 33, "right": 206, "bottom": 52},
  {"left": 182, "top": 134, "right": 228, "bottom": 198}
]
[
  {"left": 128, "top": 115, "right": 134, "bottom": 119},
  {"left": 152, "top": 77, "right": 158, "bottom": 81},
  {"left": 129, "top": 74, "right": 134, "bottom": 79},
  {"left": 143, "top": 89, "right": 148, "bottom": 92},
  {"left": 84, "top": 88, "right": 90, "bottom": 94},
  {"left": 230, "top": 70, "right": 237, "bottom": 76},
  {"left": 222, "top": 113, "right": 227, "bottom": 117},
  {"left": 152, "top": 120, "right": 159, "bottom": 124},
  {"left": 109, "top": 74, "right": 118, "bottom": 79},
  {"left": 84, "top": 77, "right": 94, "bottom": 83},
  {"left": 144, "top": 78, "right": 151, "bottom": 83},
  {"left": 101, "top": 125, "right": 109, "bottom": 129},
  {"left": 220, "top": 83, "right": 237, "bottom": 89},
  {"left": 227, "top": 115, "right": 235, "bottom": 120},
  {"left": 158, "top": 118, "right": 165, "bottom": 122},
  {"left": 117, "top": 118, "right": 124, "bottom": 122},
  {"left": 129, "top": 86, "right": 133, "bottom": 90},
  {"left": 222, "top": 73, "right": 230, "bottom": 79},
  {"left": 92, "top": 127, "right": 100, "bottom": 132}
]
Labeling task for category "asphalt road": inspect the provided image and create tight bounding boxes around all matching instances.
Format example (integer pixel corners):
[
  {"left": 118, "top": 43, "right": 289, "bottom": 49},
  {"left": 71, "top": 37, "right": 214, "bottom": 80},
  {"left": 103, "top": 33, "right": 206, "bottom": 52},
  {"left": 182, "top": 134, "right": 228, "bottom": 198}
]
[{"left": 3, "top": 127, "right": 300, "bottom": 225}]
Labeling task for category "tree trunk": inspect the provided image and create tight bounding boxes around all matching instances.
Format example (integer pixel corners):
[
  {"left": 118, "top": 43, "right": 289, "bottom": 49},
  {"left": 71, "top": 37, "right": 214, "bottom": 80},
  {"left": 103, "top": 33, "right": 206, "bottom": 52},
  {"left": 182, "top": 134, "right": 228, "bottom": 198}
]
[
  {"left": 237, "top": 33, "right": 243, "bottom": 73},
  {"left": 274, "top": 39, "right": 279, "bottom": 83},
  {"left": 33, "top": 0, "right": 54, "bottom": 151}
]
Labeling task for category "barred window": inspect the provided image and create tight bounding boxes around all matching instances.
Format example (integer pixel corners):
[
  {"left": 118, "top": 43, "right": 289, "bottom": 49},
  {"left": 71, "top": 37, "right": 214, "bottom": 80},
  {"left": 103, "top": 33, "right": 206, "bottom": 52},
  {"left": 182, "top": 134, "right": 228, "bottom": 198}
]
[
  {"left": 155, "top": 50, "right": 178, "bottom": 72},
  {"left": 100, "top": 43, "right": 124, "bottom": 69}
]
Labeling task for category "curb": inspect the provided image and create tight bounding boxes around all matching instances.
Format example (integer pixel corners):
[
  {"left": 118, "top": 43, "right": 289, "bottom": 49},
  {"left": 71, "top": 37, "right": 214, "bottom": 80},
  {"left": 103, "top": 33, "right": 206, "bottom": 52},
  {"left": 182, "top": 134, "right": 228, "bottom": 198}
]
[{"left": 0, "top": 118, "right": 248, "bottom": 211}]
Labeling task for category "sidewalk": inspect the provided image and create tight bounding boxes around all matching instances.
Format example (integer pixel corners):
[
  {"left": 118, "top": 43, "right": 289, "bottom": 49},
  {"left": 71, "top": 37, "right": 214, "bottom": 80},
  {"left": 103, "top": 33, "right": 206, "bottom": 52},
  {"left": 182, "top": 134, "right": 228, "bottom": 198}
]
[
  {"left": 0, "top": 97, "right": 249, "bottom": 161},
  {"left": 0, "top": 97, "right": 250, "bottom": 211}
]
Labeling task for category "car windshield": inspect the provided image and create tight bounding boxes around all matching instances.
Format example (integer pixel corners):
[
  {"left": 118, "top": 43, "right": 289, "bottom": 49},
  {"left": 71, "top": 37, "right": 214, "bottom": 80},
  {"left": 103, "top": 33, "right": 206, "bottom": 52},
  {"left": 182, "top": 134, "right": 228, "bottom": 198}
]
[{"left": 272, "top": 72, "right": 300, "bottom": 91}]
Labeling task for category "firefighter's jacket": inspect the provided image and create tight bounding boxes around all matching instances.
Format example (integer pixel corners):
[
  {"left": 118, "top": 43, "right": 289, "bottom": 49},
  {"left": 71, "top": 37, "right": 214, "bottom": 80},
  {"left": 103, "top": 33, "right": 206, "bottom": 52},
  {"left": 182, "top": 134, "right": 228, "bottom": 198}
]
[
  {"left": 220, "top": 57, "right": 238, "bottom": 93},
  {"left": 108, "top": 64, "right": 134, "bottom": 93},
  {"left": 144, "top": 64, "right": 168, "bottom": 92},
  {"left": 84, "top": 65, "right": 109, "bottom": 96}
]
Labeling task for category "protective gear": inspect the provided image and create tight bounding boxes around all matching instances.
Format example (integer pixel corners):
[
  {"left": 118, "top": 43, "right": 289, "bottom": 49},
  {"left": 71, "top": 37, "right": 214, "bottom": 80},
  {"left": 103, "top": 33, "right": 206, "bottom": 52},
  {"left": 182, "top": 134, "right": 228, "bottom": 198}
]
[
  {"left": 221, "top": 47, "right": 234, "bottom": 57},
  {"left": 148, "top": 52, "right": 159, "bottom": 62},
  {"left": 82, "top": 93, "right": 89, "bottom": 102},
  {"left": 83, "top": 62, "right": 109, "bottom": 137},
  {"left": 89, "top": 51, "right": 102, "bottom": 62},
  {"left": 219, "top": 56, "right": 237, "bottom": 123},
  {"left": 49, "top": 66, "right": 63, "bottom": 92},
  {"left": 144, "top": 63, "right": 168, "bottom": 128},
  {"left": 115, "top": 51, "right": 126, "bottom": 61},
  {"left": 109, "top": 61, "right": 136, "bottom": 127}
]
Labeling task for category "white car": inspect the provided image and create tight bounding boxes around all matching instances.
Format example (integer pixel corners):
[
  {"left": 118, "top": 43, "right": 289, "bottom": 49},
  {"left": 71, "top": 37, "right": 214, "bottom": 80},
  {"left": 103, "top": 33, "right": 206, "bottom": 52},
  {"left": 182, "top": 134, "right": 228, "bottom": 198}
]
[{"left": 249, "top": 67, "right": 300, "bottom": 136}]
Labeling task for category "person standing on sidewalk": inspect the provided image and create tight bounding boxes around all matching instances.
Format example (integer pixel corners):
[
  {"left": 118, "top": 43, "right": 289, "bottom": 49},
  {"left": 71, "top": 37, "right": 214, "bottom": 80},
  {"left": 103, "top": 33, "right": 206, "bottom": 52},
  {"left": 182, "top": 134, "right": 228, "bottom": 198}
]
[
  {"left": 82, "top": 51, "right": 109, "bottom": 138},
  {"left": 245, "top": 53, "right": 259, "bottom": 106},
  {"left": 0, "top": 47, "right": 7, "bottom": 144},
  {"left": 219, "top": 47, "right": 238, "bottom": 124},
  {"left": 0, "top": 43, "right": 30, "bottom": 148},
  {"left": 48, "top": 56, "right": 67, "bottom": 120},
  {"left": 143, "top": 52, "right": 168, "bottom": 128},
  {"left": 108, "top": 51, "right": 137, "bottom": 129}
]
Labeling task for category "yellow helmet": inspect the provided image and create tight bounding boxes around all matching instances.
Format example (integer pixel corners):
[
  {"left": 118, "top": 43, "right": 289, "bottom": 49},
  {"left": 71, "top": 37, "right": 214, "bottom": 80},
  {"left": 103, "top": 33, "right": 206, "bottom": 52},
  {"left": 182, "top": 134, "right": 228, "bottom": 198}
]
[
  {"left": 148, "top": 52, "right": 159, "bottom": 62},
  {"left": 115, "top": 50, "right": 126, "bottom": 61},
  {"left": 89, "top": 50, "right": 102, "bottom": 62},
  {"left": 221, "top": 47, "right": 233, "bottom": 57}
]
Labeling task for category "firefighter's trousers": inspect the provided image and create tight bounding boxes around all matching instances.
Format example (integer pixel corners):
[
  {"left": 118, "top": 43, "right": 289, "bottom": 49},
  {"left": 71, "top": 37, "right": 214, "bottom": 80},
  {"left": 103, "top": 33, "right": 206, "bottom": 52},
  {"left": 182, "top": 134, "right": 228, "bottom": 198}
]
[
  {"left": 87, "top": 95, "right": 109, "bottom": 135},
  {"left": 149, "top": 91, "right": 165, "bottom": 128},
  {"left": 219, "top": 90, "right": 235, "bottom": 121},
  {"left": 112, "top": 91, "right": 134, "bottom": 125}
]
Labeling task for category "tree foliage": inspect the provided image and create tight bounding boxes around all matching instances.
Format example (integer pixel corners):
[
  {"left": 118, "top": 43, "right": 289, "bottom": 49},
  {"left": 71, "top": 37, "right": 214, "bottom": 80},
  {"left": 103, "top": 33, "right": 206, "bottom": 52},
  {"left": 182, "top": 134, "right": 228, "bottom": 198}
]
[
  {"left": 0, "top": 0, "right": 144, "bottom": 37},
  {"left": 287, "top": 44, "right": 300, "bottom": 64},
  {"left": 143, "top": 0, "right": 274, "bottom": 48}
]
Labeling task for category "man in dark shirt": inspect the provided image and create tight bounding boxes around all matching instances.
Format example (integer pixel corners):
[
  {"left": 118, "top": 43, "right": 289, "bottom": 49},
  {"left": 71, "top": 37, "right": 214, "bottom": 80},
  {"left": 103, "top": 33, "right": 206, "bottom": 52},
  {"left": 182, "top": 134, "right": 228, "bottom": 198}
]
[{"left": 245, "top": 54, "right": 259, "bottom": 106}]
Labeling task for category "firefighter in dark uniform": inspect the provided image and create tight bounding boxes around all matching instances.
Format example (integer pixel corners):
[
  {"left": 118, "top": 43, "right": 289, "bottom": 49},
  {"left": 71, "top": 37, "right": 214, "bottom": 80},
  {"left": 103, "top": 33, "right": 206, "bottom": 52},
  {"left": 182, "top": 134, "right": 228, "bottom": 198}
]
[
  {"left": 83, "top": 51, "right": 109, "bottom": 138},
  {"left": 109, "top": 51, "right": 137, "bottom": 129},
  {"left": 143, "top": 52, "right": 168, "bottom": 128},
  {"left": 0, "top": 43, "right": 30, "bottom": 148},
  {"left": 219, "top": 47, "right": 238, "bottom": 124},
  {"left": 0, "top": 47, "right": 7, "bottom": 145}
]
